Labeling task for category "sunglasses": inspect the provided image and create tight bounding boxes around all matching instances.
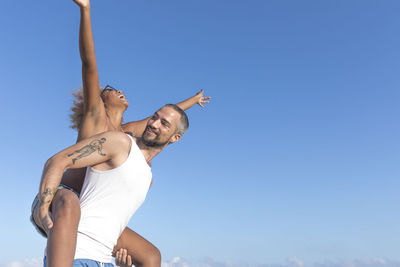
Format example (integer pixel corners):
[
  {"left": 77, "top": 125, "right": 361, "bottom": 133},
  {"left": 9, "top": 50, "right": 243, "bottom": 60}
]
[
  {"left": 103, "top": 85, "right": 119, "bottom": 92},
  {"left": 101, "top": 85, "right": 122, "bottom": 97}
]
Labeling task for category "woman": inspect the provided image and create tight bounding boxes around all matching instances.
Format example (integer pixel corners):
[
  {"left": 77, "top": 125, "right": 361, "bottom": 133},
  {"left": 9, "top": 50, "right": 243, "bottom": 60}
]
[{"left": 33, "top": 0, "right": 210, "bottom": 266}]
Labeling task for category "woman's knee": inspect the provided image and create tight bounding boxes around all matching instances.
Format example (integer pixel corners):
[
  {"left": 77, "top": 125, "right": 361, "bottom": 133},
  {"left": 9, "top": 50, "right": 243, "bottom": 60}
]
[
  {"left": 131, "top": 245, "right": 161, "bottom": 267},
  {"left": 145, "top": 246, "right": 161, "bottom": 267},
  {"left": 52, "top": 189, "right": 80, "bottom": 220}
]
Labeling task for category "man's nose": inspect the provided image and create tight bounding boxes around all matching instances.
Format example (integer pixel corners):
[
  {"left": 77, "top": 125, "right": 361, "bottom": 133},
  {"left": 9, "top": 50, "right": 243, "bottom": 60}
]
[{"left": 150, "top": 119, "right": 161, "bottom": 128}]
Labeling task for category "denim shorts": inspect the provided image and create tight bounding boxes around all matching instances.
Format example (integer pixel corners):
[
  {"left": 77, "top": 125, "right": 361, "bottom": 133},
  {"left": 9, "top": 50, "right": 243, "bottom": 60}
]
[
  {"left": 30, "top": 184, "right": 79, "bottom": 238},
  {"left": 43, "top": 256, "right": 114, "bottom": 267}
]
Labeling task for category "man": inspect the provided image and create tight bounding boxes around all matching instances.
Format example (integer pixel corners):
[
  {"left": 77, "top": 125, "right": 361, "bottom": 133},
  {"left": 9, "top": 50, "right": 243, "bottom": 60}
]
[{"left": 33, "top": 104, "right": 189, "bottom": 267}]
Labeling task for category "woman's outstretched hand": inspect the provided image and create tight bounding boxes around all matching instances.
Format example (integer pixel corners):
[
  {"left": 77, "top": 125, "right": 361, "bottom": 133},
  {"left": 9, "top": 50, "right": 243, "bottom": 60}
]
[
  {"left": 73, "top": 0, "right": 90, "bottom": 9},
  {"left": 195, "top": 89, "right": 211, "bottom": 108}
]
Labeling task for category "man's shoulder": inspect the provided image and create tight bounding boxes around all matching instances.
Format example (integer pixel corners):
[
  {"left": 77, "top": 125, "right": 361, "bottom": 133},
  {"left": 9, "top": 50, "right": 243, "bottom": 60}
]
[{"left": 101, "top": 131, "right": 132, "bottom": 148}]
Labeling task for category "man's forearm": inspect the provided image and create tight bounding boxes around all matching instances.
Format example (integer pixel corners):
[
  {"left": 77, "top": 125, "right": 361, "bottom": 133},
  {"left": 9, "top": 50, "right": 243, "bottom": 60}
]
[{"left": 37, "top": 158, "right": 65, "bottom": 211}]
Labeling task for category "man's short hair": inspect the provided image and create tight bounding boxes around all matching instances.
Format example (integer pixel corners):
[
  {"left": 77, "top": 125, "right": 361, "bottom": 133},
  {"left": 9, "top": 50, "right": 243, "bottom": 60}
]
[{"left": 162, "top": 104, "right": 189, "bottom": 135}]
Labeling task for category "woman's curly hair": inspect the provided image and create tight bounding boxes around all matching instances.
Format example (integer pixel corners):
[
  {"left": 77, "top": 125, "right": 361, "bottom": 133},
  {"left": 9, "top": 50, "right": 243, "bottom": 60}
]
[{"left": 69, "top": 86, "right": 104, "bottom": 130}]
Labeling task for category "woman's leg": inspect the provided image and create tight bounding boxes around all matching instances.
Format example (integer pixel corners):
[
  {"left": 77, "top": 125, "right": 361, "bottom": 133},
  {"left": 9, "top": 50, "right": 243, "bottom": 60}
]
[
  {"left": 60, "top": 168, "right": 87, "bottom": 194},
  {"left": 113, "top": 227, "right": 161, "bottom": 267},
  {"left": 46, "top": 188, "right": 81, "bottom": 267}
]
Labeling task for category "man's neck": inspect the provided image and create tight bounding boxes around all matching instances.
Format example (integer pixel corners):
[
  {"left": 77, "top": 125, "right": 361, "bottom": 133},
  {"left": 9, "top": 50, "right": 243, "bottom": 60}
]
[{"left": 135, "top": 138, "right": 166, "bottom": 165}]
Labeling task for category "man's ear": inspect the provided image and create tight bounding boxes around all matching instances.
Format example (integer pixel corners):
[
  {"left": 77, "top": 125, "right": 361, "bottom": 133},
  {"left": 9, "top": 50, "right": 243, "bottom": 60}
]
[{"left": 168, "top": 133, "right": 182, "bottom": 144}]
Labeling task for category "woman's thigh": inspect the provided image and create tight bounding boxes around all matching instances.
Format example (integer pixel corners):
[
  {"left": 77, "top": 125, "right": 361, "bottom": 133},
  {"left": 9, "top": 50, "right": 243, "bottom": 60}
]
[
  {"left": 114, "top": 227, "right": 161, "bottom": 266},
  {"left": 60, "top": 168, "right": 87, "bottom": 194}
]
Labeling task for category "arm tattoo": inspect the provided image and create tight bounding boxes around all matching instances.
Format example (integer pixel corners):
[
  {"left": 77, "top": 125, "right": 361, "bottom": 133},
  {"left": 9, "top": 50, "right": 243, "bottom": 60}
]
[
  {"left": 40, "top": 187, "right": 56, "bottom": 206},
  {"left": 68, "top": 137, "right": 107, "bottom": 164}
]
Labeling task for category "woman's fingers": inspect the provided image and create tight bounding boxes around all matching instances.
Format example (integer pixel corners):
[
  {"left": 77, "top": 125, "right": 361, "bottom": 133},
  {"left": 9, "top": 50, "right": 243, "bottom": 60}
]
[{"left": 115, "top": 249, "right": 131, "bottom": 266}]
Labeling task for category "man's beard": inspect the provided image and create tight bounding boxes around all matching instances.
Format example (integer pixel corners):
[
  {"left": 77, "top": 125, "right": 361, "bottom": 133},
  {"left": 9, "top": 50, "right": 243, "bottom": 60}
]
[{"left": 142, "top": 128, "right": 169, "bottom": 148}]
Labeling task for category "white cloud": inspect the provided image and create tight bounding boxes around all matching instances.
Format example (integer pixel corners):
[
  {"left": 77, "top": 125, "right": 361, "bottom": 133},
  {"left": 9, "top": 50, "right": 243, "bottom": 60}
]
[
  {"left": 313, "top": 258, "right": 400, "bottom": 267},
  {"left": 0, "top": 258, "right": 42, "bottom": 267},
  {"left": 162, "top": 257, "right": 400, "bottom": 267},
  {"left": 2, "top": 257, "right": 400, "bottom": 267},
  {"left": 162, "top": 257, "right": 249, "bottom": 267},
  {"left": 286, "top": 257, "right": 305, "bottom": 267}
]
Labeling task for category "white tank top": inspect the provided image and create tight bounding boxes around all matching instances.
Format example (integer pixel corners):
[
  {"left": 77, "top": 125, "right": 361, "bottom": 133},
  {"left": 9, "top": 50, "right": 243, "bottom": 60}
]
[{"left": 74, "top": 134, "right": 152, "bottom": 263}]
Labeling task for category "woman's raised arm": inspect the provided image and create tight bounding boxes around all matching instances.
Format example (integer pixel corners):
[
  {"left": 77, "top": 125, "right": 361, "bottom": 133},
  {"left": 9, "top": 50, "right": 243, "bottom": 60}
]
[
  {"left": 73, "top": 0, "right": 108, "bottom": 141},
  {"left": 75, "top": 0, "right": 101, "bottom": 109}
]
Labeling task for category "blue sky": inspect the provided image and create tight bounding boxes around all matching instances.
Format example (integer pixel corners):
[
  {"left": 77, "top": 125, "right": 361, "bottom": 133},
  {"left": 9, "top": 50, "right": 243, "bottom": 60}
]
[{"left": 0, "top": 0, "right": 399, "bottom": 266}]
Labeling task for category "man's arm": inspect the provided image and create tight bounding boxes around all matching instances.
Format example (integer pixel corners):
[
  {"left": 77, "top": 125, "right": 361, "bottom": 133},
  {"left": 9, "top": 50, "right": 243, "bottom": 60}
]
[
  {"left": 36, "top": 131, "right": 130, "bottom": 232},
  {"left": 121, "top": 89, "right": 211, "bottom": 136}
]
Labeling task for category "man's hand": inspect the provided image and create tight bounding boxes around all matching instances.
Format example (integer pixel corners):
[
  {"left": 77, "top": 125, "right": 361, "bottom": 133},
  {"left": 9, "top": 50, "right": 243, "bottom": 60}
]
[
  {"left": 194, "top": 89, "right": 211, "bottom": 108},
  {"left": 115, "top": 248, "right": 133, "bottom": 267},
  {"left": 73, "top": 0, "right": 90, "bottom": 9},
  {"left": 33, "top": 202, "right": 53, "bottom": 235},
  {"left": 40, "top": 207, "right": 54, "bottom": 234}
]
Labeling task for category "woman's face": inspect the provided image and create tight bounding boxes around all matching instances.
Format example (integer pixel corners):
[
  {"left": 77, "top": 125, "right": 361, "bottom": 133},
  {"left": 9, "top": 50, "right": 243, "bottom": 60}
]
[{"left": 101, "top": 87, "right": 129, "bottom": 108}]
